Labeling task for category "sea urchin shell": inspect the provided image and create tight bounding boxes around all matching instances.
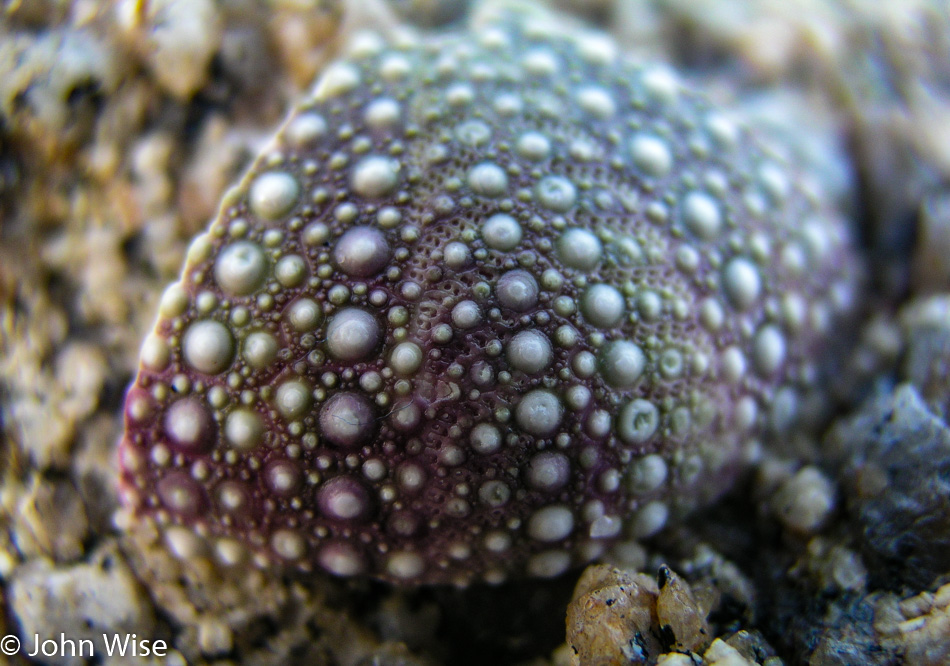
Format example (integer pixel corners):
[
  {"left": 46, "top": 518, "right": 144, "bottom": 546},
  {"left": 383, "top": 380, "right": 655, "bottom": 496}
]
[{"left": 119, "top": 11, "right": 859, "bottom": 585}]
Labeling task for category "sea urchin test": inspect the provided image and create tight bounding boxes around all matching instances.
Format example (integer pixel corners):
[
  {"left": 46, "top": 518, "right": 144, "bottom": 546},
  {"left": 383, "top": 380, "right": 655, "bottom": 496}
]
[{"left": 119, "top": 13, "right": 859, "bottom": 585}]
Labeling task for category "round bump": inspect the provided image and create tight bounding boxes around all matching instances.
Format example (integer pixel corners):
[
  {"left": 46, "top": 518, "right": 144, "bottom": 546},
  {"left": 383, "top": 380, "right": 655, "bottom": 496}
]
[
  {"left": 163, "top": 526, "right": 203, "bottom": 559},
  {"left": 125, "top": 389, "right": 154, "bottom": 424},
  {"left": 587, "top": 410, "right": 612, "bottom": 439},
  {"left": 759, "top": 162, "right": 790, "bottom": 203},
  {"left": 576, "top": 33, "right": 617, "bottom": 64},
  {"left": 215, "top": 241, "right": 267, "bottom": 296},
  {"left": 158, "top": 283, "right": 189, "bottom": 318},
  {"left": 470, "top": 361, "right": 494, "bottom": 387},
  {"left": 507, "top": 330, "right": 552, "bottom": 374},
  {"left": 351, "top": 155, "right": 400, "bottom": 198},
  {"left": 628, "top": 454, "right": 668, "bottom": 494},
  {"left": 264, "top": 459, "right": 302, "bottom": 496},
  {"left": 496, "top": 270, "right": 539, "bottom": 312},
  {"left": 275, "top": 254, "right": 307, "bottom": 287},
  {"left": 682, "top": 191, "right": 722, "bottom": 239},
  {"left": 390, "top": 342, "right": 423, "bottom": 375},
  {"left": 484, "top": 531, "right": 511, "bottom": 553},
  {"left": 183, "top": 320, "right": 234, "bottom": 374},
  {"left": 249, "top": 172, "right": 299, "bottom": 220},
  {"left": 164, "top": 398, "right": 215, "bottom": 452},
  {"left": 326, "top": 308, "right": 381, "bottom": 361},
  {"left": 780, "top": 293, "right": 808, "bottom": 332},
  {"left": 379, "top": 54, "right": 410, "bottom": 81},
  {"left": 288, "top": 298, "right": 322, "bottom": 332},
  {"left": 271, "top": 529, "right": 306, "bottom": 561},
  {"left": 318, "top": 542, "right": 365, "bottom": 577},
  {"left": 699, "top": 298, "right": 725, "bottom": 331},
  {"left": 470, "top": 423, "right": 502, "bottom": 455},
  {"left": 527, "top": 551, "right": 572, "bottom": 578},
  {"left": 753, "top": 325, "right": 787, "bottom": 376},
  {"left": 655, "top": 348, "right": 682, "bottom": 380},
  {"left": 772, "top": 386, "right": 800, "bottom": 431},
  {"left": 302, "top": 222, "right": 330, "bottom": 246},
  {"left": 468, "top": 162, "right": 508, "bottom": 197},
  {"left": 225, "top": 409, "right": 264, "bottom": 451},
  {"left": 581, "top": 284, "right": 625, "bottom": 328},
  {"left": 705, "top": 113, "right": 739, "bottom": 148},
  {"left": 362, "top": 458, "right": 387, "bottom": 481},
  {"left": 157, "top": 473, "right": 205, "bottom": 515},
  {"left": 439, "top": 445, "right": 465, "bottom": 467},
  {"left": 526, "top": 452, "right": 571, "bottom": 491},
  {"left": 333, "top": 226, "right": 391, "bottom": 277},
  {"left": 314, "top": 61, "right": 360, "bottom": 99},
  {"left": 576, "top": 86, "right": 615, "bottom": 118},
  {"left": 572, "top": 351, "right": 597, "bottom": 378},
  {"left": 396, "top": 461, "right": 426, "bottom": 493},
  {"left": 527, "top": 505, "right": 574, "bottom": 542},
  {"left": 515, "top": 390, "right": 563, "bottom": 437},
  {"left": 565, "top": 385, "right": 591, "bottom": 411},
  {"left": 364, "top": 98, "right": 400, "bottom": 130},
  {"left": 140, "top": 334, "right": 170, "bottom": 371},
  {"left": 275, "top": 379, "right": 312, "bottom": 420},
  {"left": 641, "top": 65, "right": 680, "bottom": 104},
  {"left": 516, "top": 132, "right": 551, "bottom": 161},
  {"left": 481, "top": 214, "right": 522, "bottom": 251},
  {"left": 285, "top": 112, "right": 327, "bottom": 146},
  {"left": 558, "top": 228, "right": 602, "bottom": 271},
  {"left": 187, "top": 233, "right": 212, "bottom": 264},
  {"left": 617, "top": 399, "right": 659, "bottom": 445},
  {"left": 387, "top": 551, "right": 424, "bottom": 580},
  {"left": 630, "top": 133, "right": 673, "bottom": 177},
  {"left": 456, "top": 119, "right": 491, "bottom": 146},
  {"left": 637, "top": 291, "right": 663, "bottom": 320},
  {"left": 317, "top": 476, "right": 370, "bottom": 521},
  {"left": 391, "top": 398, "right": 422, "bottom": 432},
  {"left": 215, "top": 480, "right": 252, "bottom": 515},
  {"left": 721, "top": 346, "right": 747, "bottom": 383},
  {"left": 388, "top": 510, "right": 420, "bottom": 537},
  {"left": 390, "top": 400, "right": 422, "bottom": 432},
  {"left": 431, "top": 324, "right": 452, "bottom": 344},
  {"left": 319, "top": 392, "right": 376, "bottom": 447},
  {"left": 478, "top": 480, "right": 511, "bottom": 508},
  {"left": 536, "top": 176, "right": 576, "bottom": 212},
  {"left": 630, "top": 501, "right": 669, "bottom": 538},
  {"left": 444, "top": 242, "right": 470, "bottom": 268},
  {"left": 590, "top": 515, "right": 621, "bottom": 538},
  {"left": 600, "top": 341, "right": 646, "bottom": 389},
  {"left": 735, "top": 396, "right": 759, "bottom": 431},
  {"left": 446, "top": 82, "right": 474, "bottom": 106},
  {"left": 242, "top": 331, "right": 278, "bottom": 369},
  {"left": 523, "top": 48, "right": 559, "bottom": 76},
  {"left": 451, "top": 300, "right": 481, "bottom": 329},
  {"left": 722, "top": 257, "right": 762, "bottom": 311}
]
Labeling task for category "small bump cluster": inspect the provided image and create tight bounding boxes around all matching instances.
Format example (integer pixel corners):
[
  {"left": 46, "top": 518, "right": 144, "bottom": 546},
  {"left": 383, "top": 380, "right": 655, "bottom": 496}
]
[{"left": 119, "top": 15, "right": 859, "bottom": 585}]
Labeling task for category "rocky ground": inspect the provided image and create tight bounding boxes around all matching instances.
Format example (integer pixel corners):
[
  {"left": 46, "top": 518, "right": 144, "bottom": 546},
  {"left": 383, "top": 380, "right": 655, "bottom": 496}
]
[{"left": 2, "top": 0, "right": 950, "bottom": 664}]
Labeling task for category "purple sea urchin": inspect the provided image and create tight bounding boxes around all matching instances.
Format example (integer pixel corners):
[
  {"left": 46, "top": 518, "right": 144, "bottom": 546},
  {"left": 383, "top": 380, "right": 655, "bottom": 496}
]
[{"left": 119, "top": 10, "right": 859, "bottom": 585}]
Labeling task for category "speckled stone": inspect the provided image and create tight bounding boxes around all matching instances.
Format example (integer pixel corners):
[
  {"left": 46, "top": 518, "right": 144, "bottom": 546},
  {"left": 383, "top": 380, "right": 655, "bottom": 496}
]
[
  {"left": 828, "top": 383, "right": 950, "bottom": 590},
  {"left": 8, "top": 543, "right": 157, "bottom": 665}
]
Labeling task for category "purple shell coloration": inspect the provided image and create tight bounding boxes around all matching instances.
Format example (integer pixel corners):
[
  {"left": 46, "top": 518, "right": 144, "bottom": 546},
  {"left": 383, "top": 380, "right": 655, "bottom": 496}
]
[{"left": 119, "top": 13, "right": 859, "bottom": 585}]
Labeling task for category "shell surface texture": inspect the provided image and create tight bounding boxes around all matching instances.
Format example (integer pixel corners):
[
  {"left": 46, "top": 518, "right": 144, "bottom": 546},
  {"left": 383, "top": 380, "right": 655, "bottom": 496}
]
[{"left": 119, "top": 12, "right": 859, "bottom": 585}]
